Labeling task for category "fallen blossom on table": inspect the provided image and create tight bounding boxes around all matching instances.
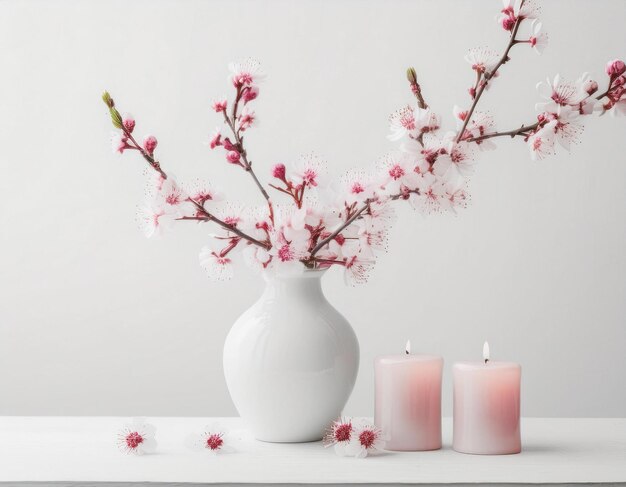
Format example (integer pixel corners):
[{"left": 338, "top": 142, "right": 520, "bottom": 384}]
[
  {"left": 324, "top": 417, "right": 385, "bottom": 458},
  {"left": 116, "top": 418, "right": 157, "bottom": 455},
  {"left": 186, "top": 423, "right": 237, "bottom": 455}
]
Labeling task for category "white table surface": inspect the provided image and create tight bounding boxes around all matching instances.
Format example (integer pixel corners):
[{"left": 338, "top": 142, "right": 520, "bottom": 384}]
[{"left": 0, "top": 417, "right": 625, "bottom": 486}]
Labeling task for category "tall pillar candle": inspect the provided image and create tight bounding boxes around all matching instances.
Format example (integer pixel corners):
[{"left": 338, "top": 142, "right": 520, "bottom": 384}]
[
  {"left": 453, "top": 342, "right": 521, "bottom": 455},
  {"left": 374, "top": 341, "right": 443, "bottom": 451}
]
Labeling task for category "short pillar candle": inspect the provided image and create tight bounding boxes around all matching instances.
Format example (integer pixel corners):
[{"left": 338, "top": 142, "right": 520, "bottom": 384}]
[
  {"left": 374, "top": 341, "right": 443, "bottom": 451},
  {"left": 453, "top": 342, "right": 521, "bottom": 455}
]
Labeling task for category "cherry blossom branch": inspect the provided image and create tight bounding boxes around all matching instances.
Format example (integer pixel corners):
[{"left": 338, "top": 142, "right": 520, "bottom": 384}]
[
  {"left": 183, "top": 200, "right": 270, "bottom": 249},
  {"left": 102, "top": 91, "right": 270, "bottom": 250},
  {"left": 467, "top": 121, "right": 539, "bottom": 143},
  {"left": 455, "top": 5, "right": 525, "bottom": 143},
  {"left": 308, "top": 190, "right": 419, "bottom": 259},
  {"left": 406, "top": 67, "right": 431, "bottom": 146},
  {"left": 309, "top": 203, "right": 371, "bottom": 258},
  {"left": 466, "top": 75, "right": 622, "bottom": 145},
  {"left": 221, "top": 93, "right": 271, "bottom": 203}
]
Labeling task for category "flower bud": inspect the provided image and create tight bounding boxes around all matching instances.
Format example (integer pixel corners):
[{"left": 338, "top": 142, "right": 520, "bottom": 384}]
[
  {"left": 209, "top": 130, "right": 222, "bottom": 149},
  {"left": 406, "top": 67, "right": 417, "bottom": 85},
  {"left": 212, "top": 99, "right": 228, "bottom": 113},
  {"left": 226, "top": 150, "right": 241, "bottom": 164},
  {"left": 501, "top": 15, "right": 516, "bottom": 31},
  {"left": 243, "top": 86, "right": 259, "bottom": 103},
  {"left": 112, "top": 134, "right": 129, "bottom": 154},
  {"left": 143, "top": 135, "right": 158, "bottom": 155},
  {"left": 606, "top": 59, "right": 626, "bottom": 77},
  {"left": 583, "top": 79, "right": 598, "bottom": 95},
  {"left": 122, "top": 114, "right": 135, "bottom": 134},
  {"left": 272, "top": 163, "right": 286, "bottom": 180},
  {"left": 102, "top": 91, "right": 114, "bottom": 108},
  {"left": 223, "top": 138, "right": 236, "bottom": 151}
]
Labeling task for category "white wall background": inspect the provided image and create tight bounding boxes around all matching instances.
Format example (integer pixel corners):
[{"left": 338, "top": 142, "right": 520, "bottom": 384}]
[{"left": 1, "top": 0, "right": 625, "bottom": 418}]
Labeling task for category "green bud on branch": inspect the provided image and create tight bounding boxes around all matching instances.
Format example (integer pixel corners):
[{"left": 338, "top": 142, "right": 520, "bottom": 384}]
[
  {"left": 109, "top": 107, "right": 123, "bottom": 129},
  {"left": 406, "top": 67, "right": 418, "bottom": 85},
  {"left": 102, "top": 91, "right": 123, "bottom": 129},
  {"left": 102, "top": 91, "right": 114, "bottom": 108}
]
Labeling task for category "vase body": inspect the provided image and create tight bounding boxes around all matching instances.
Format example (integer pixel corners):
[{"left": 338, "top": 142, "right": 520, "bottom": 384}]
[{"left": 223, "top": 270, "right": 359, "bottom": 442}]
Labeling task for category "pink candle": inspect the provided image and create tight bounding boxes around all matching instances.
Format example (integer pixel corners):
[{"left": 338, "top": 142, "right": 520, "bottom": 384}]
[
  {"left": 374, "top": 341, "right": 443, "bottom": 451},
  {"left": 453, "top": 342, "right": 521, "bottom": 455}
]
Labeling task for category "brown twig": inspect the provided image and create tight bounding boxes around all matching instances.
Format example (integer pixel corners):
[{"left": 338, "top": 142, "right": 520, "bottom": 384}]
[
  {"left": 104, "top": 93, "right": 270, "bottom": 250},
  {"left": 222, "top": 103, "right": 271, "bottom": 203},
  {"left": 455, "top": 5, "right": 525, "bottom": 143},
  {"left": 467, "top": 122, "right": 539, "bottom": 143}
]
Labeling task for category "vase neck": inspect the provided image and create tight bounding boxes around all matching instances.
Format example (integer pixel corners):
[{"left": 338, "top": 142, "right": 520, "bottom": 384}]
[{"left": 262, "top": 271, "right": 325, "bottom": 300}]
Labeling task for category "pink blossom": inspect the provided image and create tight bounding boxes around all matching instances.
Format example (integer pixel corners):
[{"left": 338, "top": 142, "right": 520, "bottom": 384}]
[
  {"left": 223, "top": 137, "right": 236, "bottom": 151},
  {"left": 137, "top": 203, "right": 171, "bottom": 238},
  {"left": 541, "top": 108, "right": 584, "bottom": 150},
  {"left": 143, "top": 135, "right": 158, "bottom": 155},
  {"left": 111, "top": 133, "right": 130, "bottom": 154},
  {"left": 527, "top": 121, "right": 557, "bottom": 160},
  {"left": 324, "top": 418, "right": 353, "bottom": 446},
  {"left": 606, "top": 59, "right": 626, "bottom": 78},
  {"left": 218, "top": 204, "right": 244, "bottom": 228},
  {"left": 272, "top": 163, "right": 286, "bottom": 180},
  {"left": 536, "top": 75, "right": 587, "bottom": 113},
  {"left": 186, "top": 424, "right": 235, "bottom": 455},
  {"left": 376, "top": 152, "right": 421, "bottom": 196},
  {"left": 443, "top": 182, "right": 470, "bottom": 212},
  {"left": 159, "top": 177, "right": 187, "bottom": 209},
  {"left": 268, "top": 207, "right": 312, "bottom": 273},
  {"left": 583, "top": 79, "right": 598, "bottom": 96},
  {"left": 226, "top": 150, "right": 241, "bottom": 164},
  {"left": 388, "top": 105, "right": 440, "bottom": 141},
  {"left": 243, "top": 85, "right": 259, "bottom": 103},
  {"left": 339, "top": 169, "right": 374, "bottom": 205},
  {"left": 465, "top": 47, "right": 499, "bottom": 74},
  {"left": 500, "top": 0, "right": 539, "bottom": 23},
  {"left": 461, "top": 111, "right": 497, "bottom": 150},
  {"left": 238, "top": 107, "right": 256, "bottom": 131},
  {"left": 409, "top": 134, "right": 449, "bottom": 170},
  {"left": 453, "top": 105, "right": 469, "bottom": 127},
  {"left": 433, "top": 138, "right": 475, "bottom": 179},
  {"left": 344, "top": 255, "right": 374, "bottom": 286},
  {"left": 117, "top": 419, "right": 157, "bottom": 455},
  {"left": 229, "top": 58, "right": 265, "bottom": 87},
  {"left": 122, "top": 114, "right": 135, "bottom": 133},
  {"left": 348, "top": 423, "right": 385, "bottom": 458},
  {"left": 497, "top": 2, "right": 517, "bottom": 31},
  {"left": 357, "top": 214, "right": 390, "bottom": 257},
  {"left": 209, "top": 127, "right": 222, "bottom": 149},
  {"left": 529, "top": 20, "right": 549, "bottom": 55},
  {"left": 185, "top": 180, "right": 221, "bottom": 207},
  {"left": 410, "top": 173, "right": 446, "bottom": 214},
  {"left": 199, "top": 246, "right": 234, "bottom": 281},
  {"left": 212, "top": 99, "right": 228, "bottom": 113},
  {"left": 291, "top": 154, "right": 326, "bottom": 189}
]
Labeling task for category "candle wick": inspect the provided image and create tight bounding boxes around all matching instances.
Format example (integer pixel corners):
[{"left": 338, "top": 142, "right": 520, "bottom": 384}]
[
  {"left": 484, "top": 358, "right": 489, "bottom": 364},
  {"left": 405, "top": 350, "right": 410, "bottom": 355}
]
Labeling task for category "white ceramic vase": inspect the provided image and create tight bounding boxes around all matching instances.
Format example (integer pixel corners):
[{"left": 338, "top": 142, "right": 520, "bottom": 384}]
[{"left": 223, "top": 269, "right": 359, "bottom": 443}]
